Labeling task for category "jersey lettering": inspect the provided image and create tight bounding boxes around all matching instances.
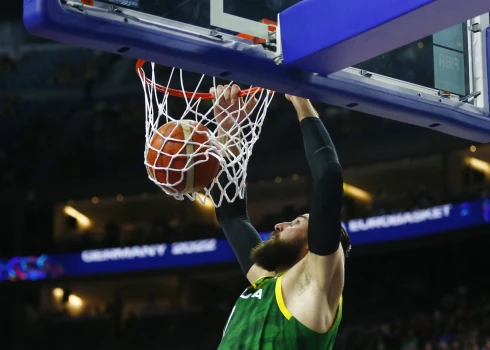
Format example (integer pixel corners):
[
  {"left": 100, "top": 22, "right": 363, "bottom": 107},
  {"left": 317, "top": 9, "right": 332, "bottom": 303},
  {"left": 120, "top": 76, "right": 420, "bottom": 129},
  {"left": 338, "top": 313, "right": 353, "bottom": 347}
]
[
  {"left": 240, "top": 288, "right": 263, "bottom": 300},
  {"left": 251, "top": 289, "right": 263, "bottom": 299},
  {"left": 240, "top": 291, "right": 252, "bottom": 299}
]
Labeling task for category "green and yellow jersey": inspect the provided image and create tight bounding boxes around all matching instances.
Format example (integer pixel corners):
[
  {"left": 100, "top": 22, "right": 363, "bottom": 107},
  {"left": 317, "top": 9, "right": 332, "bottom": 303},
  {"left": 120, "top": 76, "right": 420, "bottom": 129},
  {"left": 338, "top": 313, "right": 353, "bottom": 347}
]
[{"left": 218, "top": 275, "right": 342, "bottom": 350}]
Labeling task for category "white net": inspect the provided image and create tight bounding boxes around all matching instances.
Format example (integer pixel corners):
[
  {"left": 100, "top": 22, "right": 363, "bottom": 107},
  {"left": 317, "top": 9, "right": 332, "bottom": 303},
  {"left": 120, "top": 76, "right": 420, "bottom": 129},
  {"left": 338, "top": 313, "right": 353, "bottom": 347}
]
[{"left": 137, "top": 61, "right": 275, "bottom": 207}]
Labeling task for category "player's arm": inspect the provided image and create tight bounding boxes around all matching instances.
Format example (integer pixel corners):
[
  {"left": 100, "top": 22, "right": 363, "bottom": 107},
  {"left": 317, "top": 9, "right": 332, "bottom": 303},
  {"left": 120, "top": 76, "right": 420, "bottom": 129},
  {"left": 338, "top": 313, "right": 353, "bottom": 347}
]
[
  {"left": 210, "top": 85, "right": 273, "bottom": 284},
  {"left": 288, "top": 95, "right": 345, "bottom": 304},
  {"left": 212, "top": 181, "right": 272, "bottom": 284}
]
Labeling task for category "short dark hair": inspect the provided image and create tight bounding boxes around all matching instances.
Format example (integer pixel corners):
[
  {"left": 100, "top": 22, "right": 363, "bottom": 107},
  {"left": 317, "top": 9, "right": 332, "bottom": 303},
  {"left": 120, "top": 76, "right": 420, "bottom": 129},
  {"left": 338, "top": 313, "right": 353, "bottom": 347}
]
[{"left": 340, "top": 226, "right": 351, "bottom": 258}]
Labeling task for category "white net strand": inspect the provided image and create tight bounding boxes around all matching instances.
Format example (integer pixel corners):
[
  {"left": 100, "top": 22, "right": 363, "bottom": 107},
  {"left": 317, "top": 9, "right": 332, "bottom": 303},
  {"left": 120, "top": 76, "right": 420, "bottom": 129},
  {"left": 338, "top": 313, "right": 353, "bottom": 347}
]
[{"left": 138, "top": 62, "right": 274, "bottom": 207}]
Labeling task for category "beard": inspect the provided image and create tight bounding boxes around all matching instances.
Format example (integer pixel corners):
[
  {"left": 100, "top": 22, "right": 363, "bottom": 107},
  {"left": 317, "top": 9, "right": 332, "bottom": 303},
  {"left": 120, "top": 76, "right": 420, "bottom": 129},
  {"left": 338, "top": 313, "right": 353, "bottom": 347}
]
[{"left": 250, "top": 233, "right": 304, "bottom": 272}]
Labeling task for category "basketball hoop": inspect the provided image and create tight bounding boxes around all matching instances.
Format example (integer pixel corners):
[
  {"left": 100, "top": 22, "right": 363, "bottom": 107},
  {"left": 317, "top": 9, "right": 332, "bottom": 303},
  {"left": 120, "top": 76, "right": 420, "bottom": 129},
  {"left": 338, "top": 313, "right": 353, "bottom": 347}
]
[{"left": 136, "top": 59, "right": 275, "bottom": 207}]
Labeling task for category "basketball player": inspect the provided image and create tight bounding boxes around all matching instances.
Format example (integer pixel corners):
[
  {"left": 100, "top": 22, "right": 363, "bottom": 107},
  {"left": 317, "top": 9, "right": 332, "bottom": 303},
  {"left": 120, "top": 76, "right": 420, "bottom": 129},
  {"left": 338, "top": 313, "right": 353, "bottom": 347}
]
[{"left": 210, "top": 85, "right": 351, "bottom": 349}]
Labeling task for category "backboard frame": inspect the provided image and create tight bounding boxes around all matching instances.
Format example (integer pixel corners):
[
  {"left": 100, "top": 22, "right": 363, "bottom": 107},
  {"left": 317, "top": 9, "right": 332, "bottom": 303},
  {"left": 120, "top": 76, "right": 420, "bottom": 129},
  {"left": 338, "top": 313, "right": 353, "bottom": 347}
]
[{"left": 23, "top": 0, "right": 490, "bottom": 142}]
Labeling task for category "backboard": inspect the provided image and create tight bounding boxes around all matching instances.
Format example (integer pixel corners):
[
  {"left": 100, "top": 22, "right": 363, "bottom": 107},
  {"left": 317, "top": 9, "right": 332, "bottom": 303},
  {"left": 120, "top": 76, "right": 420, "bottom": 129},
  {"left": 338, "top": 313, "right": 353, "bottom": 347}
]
[{"left": 23, "top": 0, "right": 490, "bottom": 141}]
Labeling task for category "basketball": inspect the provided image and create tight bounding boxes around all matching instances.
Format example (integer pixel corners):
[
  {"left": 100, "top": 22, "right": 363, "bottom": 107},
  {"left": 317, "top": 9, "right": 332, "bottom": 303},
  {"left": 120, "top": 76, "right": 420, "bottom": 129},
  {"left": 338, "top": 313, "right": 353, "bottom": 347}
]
[{"left": 146, "top": 120, "right": 220, "bottom": 194}]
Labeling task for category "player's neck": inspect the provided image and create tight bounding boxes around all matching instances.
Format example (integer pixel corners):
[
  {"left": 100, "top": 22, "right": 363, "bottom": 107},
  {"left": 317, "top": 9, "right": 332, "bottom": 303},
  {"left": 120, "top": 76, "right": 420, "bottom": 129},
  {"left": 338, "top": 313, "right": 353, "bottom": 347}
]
[{"left": 274, "top": 266, "right": 290, "bottom": 276}]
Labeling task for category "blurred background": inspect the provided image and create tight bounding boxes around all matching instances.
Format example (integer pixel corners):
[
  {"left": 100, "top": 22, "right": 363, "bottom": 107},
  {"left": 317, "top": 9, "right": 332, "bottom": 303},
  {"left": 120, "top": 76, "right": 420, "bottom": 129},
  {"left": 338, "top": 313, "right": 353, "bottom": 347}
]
[{"left": 2, "top": 2, "right": 490, "bottom": 350}]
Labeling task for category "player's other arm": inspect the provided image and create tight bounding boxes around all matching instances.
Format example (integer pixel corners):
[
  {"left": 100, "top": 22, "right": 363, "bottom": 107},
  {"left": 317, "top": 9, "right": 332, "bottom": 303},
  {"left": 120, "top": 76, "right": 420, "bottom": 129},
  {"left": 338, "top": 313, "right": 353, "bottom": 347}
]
[
  {"left": 212, "top": 186, "right": 272, "bottom": 284},
  {"left": 210, "top": 85, "right": 273, "bottom": 284},
  {"left": 288, "top": 95, "right": 345, "bottom": 304}
]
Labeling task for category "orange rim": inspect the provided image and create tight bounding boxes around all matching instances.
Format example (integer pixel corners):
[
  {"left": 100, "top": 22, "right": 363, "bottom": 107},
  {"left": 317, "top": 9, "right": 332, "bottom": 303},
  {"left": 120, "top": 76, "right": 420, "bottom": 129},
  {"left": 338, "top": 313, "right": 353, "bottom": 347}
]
[{"left": 136, "top": 59, "right": 264, "bottom": 100}]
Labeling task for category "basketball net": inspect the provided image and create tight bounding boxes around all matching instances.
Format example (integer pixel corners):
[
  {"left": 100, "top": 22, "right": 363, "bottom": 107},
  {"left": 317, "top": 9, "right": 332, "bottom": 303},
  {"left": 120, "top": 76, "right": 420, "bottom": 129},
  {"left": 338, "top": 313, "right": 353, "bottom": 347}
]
[{"left": 137, "top": 60, "right": 274, "bottom": 207}]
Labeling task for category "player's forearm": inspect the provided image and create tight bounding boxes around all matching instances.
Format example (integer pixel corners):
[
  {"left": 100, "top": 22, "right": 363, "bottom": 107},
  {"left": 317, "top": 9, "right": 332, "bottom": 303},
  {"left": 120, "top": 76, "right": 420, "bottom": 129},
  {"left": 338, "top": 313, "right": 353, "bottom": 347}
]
[
  {"left": 219, "top": 218, "right": 262, "bottom": 274},
  {"left": 216, "top": 128, "right": 240, "bottom": 157},
  {"left": 212, "top": 174, "right": 262, "bottom": 274},
  {"left": 300, "top": 117, "right": 344, "bottom": 256},
  {"left": 290, "top": 98, "right": 319, "bottom": 121}
]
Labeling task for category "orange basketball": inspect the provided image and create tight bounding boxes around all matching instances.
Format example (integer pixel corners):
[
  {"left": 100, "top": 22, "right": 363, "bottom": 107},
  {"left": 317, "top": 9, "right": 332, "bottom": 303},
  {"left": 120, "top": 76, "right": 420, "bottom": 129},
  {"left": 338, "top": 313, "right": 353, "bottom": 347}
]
[{"left": 146, "top": 120, "right": 220, "bottom": 194}]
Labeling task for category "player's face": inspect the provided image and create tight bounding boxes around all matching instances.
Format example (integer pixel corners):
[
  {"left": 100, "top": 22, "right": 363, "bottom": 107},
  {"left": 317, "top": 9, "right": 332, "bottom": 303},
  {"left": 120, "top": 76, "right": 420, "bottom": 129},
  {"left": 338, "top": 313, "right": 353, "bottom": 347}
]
[
  {"left": 250, "top": 215, "right": 309, "bottom": 272},
  {"left": 272, "top": 214, "right": 309, "bottom": 244}
]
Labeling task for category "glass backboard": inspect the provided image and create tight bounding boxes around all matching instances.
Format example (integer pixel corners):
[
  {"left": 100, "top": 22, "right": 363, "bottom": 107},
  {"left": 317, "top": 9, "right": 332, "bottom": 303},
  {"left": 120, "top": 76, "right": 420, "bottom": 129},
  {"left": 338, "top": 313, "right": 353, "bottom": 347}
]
[
  {"left": 99, "top": 0, "right": 480, "bottom": 103},
  {"left": 23, "top": 0, "right": 490, "bottom": 141},
  {"left": 355, "top": 23, "right": 471, "bottom": 98},
  {"left": 93, "top": 0, "right": 299, "bottom": 40}
]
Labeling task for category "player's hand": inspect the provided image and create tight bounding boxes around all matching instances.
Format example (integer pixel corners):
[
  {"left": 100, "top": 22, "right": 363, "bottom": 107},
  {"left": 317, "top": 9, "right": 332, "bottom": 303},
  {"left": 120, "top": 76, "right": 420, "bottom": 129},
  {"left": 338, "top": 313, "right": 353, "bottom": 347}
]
[
  {"left": 285, "top": 94, "right": 310, "bottom": 105},
  {"left": 285, "top": 94, "right": 318, "bottom": 120},
  {"left": 285, "top": 94, "right": 303, "bottom": 102},
  {"left": 210, "top": 84, "right": 257, "bottom": 132}
]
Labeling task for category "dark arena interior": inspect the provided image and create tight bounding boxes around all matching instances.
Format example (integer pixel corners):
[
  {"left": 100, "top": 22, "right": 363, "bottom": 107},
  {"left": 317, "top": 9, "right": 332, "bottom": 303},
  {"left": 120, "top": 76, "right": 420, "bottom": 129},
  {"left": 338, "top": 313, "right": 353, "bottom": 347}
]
[{"left": 2, "top": 2, "right": 490, "bottom": 350}]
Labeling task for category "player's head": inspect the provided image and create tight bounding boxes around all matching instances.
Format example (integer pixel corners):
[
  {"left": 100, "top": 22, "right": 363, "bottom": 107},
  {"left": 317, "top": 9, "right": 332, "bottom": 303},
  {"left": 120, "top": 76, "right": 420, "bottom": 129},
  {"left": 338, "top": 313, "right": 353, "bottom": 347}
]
[{"left": 250, "top": 214, "right": 351, "bottom": 272}]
